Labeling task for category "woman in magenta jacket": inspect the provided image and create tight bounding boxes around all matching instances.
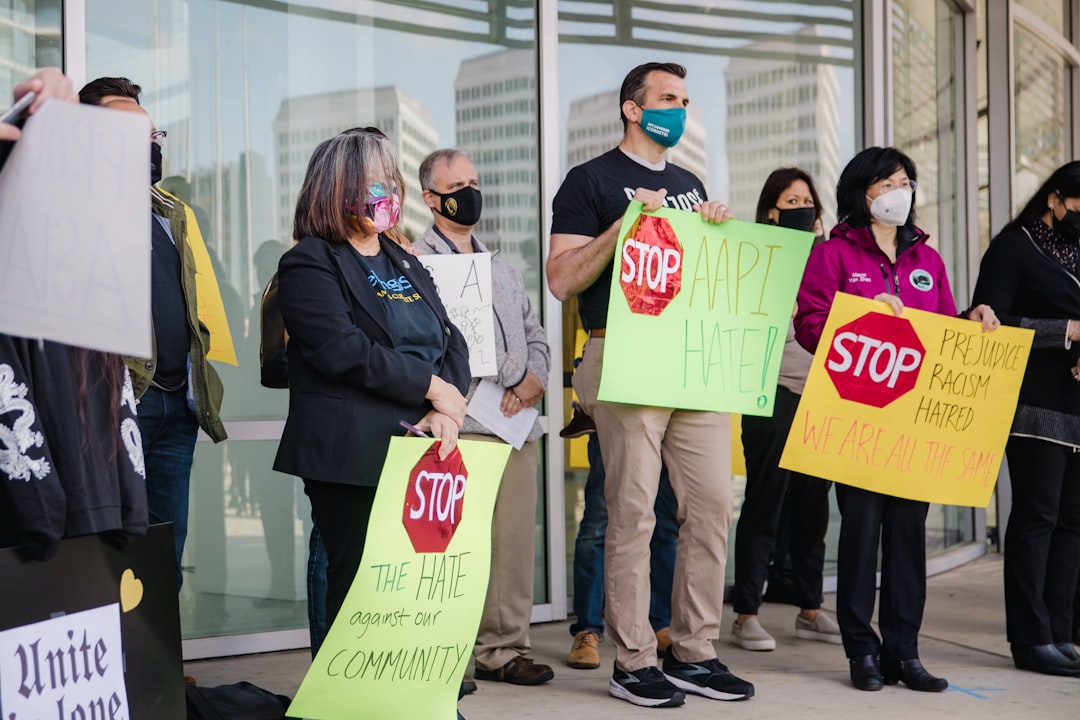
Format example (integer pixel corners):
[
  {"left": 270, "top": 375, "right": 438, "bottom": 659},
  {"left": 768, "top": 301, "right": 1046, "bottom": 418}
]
[{"left": 794, "top": 146, "right": 996, "bottom": 693}]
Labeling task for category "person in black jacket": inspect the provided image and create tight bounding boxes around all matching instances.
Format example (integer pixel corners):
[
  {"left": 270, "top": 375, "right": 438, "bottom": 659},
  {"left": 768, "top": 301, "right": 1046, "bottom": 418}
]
[
  {"left": 273, "top": 127, "right": 471, "bottom": 631},
  {"left": 972, "top": 160, "right": 1080, "bottom": 678}
]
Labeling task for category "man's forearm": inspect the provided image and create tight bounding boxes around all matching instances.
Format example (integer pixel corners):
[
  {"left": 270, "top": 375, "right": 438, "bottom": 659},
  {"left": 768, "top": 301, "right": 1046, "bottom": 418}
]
[{"left": 547, "top": 222, "right": 620, "bottom": 300}]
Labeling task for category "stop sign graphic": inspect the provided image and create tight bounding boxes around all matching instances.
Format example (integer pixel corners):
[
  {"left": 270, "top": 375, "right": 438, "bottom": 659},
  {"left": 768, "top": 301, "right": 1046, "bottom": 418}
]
[
  {"left": 402, "top": 442, "right": 468, "bottom": 553},
  {"left": 620, "top": 215, "right": 683, "bottom": 316},
  {"left": 825, "top": 311, "right": 925, "bottom": 408}
]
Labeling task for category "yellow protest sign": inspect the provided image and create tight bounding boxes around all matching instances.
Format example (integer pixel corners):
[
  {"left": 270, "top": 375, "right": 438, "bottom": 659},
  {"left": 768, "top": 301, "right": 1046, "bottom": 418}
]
[
  {"left": 288, "top": 437, "right": 510, "bottom": 720},
  {"left": 183, "top": 202, "right": 238, "bottom": 365},
  {"left": 780, "top": 293, "right": 1032, "bottom": 507},
  {"left": 157, "top": 189, "right": 237, "bottom": 365}
]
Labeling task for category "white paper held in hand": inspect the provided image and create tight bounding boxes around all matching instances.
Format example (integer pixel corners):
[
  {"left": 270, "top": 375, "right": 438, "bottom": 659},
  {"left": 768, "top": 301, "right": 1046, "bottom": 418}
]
[{"left": 466, "top": 379, "right": 537, "bottom": 450}]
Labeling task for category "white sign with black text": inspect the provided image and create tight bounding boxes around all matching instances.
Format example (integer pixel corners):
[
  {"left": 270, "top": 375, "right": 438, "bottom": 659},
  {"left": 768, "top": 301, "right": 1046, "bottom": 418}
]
[
  {"left": 0, "top": 603, "right": 129, "bottom": 719},
  {"left": 421, "top": 252, "right": 497, "bottom": 377}
]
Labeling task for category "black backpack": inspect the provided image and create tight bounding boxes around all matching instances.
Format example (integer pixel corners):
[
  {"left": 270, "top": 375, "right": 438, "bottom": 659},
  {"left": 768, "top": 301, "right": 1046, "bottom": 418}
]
[{"left": 185, "top": 681, "right": 291, "bottom": 720}]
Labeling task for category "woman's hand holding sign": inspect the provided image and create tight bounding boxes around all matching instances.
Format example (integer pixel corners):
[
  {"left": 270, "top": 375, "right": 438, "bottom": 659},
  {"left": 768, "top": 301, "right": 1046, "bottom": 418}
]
[
  {"left": 966, "top": 304, "right": 999, "bottom": 332},
  {"left": 874, "top": 292, "right": 904, "bottom": 317}
]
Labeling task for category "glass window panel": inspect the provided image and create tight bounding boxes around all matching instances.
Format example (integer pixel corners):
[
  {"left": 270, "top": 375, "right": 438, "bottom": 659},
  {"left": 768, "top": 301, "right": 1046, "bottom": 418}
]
[
  {"left": 556, "top": 0, "right": 858, "bottom": 592},
  {"left": 1013, "top": 24, "right": 1071, "bottom": 212},
  {"left": 1016, "top": 0, "right": 1067, "bottom": 29},
  {"left": 0, "top": 0, "right": 62, "bottom": 99},
  {"left": 892, "top": 0, "right": 972, "bottom": 555},
  {"left": 86, "top": 0, "right": 544, "bottom": 641}
]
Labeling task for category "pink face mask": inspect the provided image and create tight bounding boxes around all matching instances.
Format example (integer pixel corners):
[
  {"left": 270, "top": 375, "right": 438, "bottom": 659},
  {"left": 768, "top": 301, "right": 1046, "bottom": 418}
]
[{"left": 361, "top": 182, "right": 401, "bottom": 233}]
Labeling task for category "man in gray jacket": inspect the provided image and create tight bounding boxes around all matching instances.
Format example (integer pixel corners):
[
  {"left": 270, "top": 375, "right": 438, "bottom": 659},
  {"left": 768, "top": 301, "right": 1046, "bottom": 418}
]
[{"left": 416, "top": 148, "right": 553, "bottom": 686}]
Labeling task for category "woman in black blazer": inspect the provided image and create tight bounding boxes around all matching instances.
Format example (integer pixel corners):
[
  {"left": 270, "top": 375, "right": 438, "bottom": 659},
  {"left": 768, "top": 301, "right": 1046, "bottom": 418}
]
[
  {"left": 273, "top": 128, "right": 471, "bottom": 630},
  {"left": 972, "top": 160, "right": 1080, "bottom": 678}
]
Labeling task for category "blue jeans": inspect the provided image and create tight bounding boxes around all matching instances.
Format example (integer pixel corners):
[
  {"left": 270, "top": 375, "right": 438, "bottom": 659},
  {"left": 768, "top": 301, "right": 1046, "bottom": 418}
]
[
  {"left": 136, "top": 385, "right": 199, "bottom": 592},
  {"left": 570, "top": 432, "right": 678, "bottom": 636},
  {"left": 307, "top": 523, "right": 329, "bottom": 657}
]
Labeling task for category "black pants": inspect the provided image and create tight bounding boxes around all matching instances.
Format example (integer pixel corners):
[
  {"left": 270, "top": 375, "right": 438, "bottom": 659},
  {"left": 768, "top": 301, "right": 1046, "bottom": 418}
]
[
  {"left": 303, "top": 480, "right": 378, "bottom": 631},
  {"left": 734, "top": 386, "right": 832, "bottom": 614},
  {"left": 1003, "top": 436, "right": 1080, "bottom": 644},
  {"left": 835, "top": 484, "right": 928, "bottom": 660}
]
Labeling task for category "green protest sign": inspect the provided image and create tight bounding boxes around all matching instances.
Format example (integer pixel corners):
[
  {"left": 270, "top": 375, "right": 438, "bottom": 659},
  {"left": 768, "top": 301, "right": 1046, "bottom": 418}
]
[
  {"left": 287, "top": 437, "right": 510, "bottom": 720},
  {"left": 598, "top": 201, "right": 813, "bottom": 415}
]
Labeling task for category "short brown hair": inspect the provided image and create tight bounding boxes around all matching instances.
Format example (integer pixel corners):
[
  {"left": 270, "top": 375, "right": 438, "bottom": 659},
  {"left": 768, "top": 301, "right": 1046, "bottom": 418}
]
[
  {"left": 292, "top": 127, "right": 405, "bottom": 243},
  {"left": 619, "top": 62, "right": 686, "bottom": 131},
  {"left": 79, "top": 77, "right": 142, "bottom": 106}
]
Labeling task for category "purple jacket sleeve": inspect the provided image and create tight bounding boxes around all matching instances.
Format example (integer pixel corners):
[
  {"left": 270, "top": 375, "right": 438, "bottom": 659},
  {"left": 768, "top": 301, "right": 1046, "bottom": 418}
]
[{"left": 794, "top": 242, "right": 842, "bottom": 354}]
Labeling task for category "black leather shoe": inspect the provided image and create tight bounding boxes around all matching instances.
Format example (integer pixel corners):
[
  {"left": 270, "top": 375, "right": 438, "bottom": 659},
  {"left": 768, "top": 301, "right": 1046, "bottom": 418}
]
[
  {"left": 1055, "top": 643, "right": 1080, "bottom": 663},
  {"left": 881, "top": 658, "right": 948, "bottom": 691},
  {"left": 849, "top": 655, "right": 883, "bottom": 691},
  {"left": 1011, "top": 643, "right": 1080, "bottom": 677}
]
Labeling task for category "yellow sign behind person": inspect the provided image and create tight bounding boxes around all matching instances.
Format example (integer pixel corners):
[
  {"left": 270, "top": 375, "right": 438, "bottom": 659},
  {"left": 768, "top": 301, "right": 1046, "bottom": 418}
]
[
  {"left": 780, "top": 293, "right": 1032, "bottom": 507},
  {"left": 288, "top": 437, "right": 510, "bottom": 720},
  {"left": 182, "top": 202, "right": 238, "bottom": 365}
]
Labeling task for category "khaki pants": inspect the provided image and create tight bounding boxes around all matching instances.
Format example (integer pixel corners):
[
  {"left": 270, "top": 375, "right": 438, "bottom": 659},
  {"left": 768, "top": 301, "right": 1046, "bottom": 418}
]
[
  {"left": 574, "top": 337, "right": 732, "bottom": 670},
  {"left": 467, "top": 434, "right": 539, "bottom": 670}
]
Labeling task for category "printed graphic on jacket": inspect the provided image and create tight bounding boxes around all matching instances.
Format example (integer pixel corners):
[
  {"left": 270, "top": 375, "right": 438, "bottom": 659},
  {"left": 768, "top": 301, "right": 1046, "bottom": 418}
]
[
  {"left": 0, "top": 363, "right": 51, "bottom": 483},
  {"left": 120, "top": 369, "right": 145, "bottom": 479}
]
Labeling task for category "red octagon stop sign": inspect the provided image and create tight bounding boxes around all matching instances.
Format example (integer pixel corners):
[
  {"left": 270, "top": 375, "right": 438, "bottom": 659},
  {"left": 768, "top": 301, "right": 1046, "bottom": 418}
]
[
  {"left": 620, "top": 215, "right": 683, "bottom": 316},
  {"left": 402, "top": 442, "right": 468, "bottom": 553},
  {"left": 825, "top": 311, "right": 926, "bottom": 408}
]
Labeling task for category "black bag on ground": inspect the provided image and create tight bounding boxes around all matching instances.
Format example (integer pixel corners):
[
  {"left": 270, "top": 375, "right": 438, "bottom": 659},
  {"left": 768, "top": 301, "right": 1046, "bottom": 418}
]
[{"left": 185, "top": 681, "right": 291, "bottom": 720}]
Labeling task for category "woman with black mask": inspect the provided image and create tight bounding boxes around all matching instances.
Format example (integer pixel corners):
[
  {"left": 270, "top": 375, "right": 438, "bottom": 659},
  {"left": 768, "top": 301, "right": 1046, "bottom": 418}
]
[
  {"left": 972, "top": 160, "right": 1080, "bottom": 678},
  {"left": 730, "top": 168, "right": 840, "bottom": 653}
]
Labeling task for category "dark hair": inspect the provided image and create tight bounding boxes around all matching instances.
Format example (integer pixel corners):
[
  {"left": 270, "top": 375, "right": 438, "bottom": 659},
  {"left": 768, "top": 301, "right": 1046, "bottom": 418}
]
[
  {"left": 1003, "top": 160, "right": 1080, "bottom": 233},
  {"left": 755, "top": 167, "right": 822, "bottom": 225},
  {"left": 79, "top": 77, "right": 142, "bottom": 106},
  {"left": 836, "top": 146, "right": 918, "bottom": 229},
  {"left": 69, "top": 348, "right": 126, "bottom": 460},
  {"left": 619, "top": 62, "right": 687, "bottom": 131},
  {"left": 292, "top": 126, "right": 405, "bottom": 244}
]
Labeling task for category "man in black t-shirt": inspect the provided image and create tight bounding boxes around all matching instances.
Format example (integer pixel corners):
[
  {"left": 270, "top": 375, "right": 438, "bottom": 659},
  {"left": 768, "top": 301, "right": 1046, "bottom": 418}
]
[{"left": 549, "top": 62, "right": 753, "bottom": 708}]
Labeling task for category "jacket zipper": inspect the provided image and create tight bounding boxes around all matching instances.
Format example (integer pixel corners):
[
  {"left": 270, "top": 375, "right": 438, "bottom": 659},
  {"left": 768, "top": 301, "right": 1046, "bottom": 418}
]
[{"left": 879, "top": 262, "right": 900, "bottom": 295}]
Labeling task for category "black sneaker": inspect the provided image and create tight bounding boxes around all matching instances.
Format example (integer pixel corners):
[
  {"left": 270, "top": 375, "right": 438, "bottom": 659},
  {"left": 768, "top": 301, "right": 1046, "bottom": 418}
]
[
  {"left": 662, "top": 648, "right": 754, "bottom": 701},
  {"left": 609, "top": 664, "right": 685, "bottom": 707}
]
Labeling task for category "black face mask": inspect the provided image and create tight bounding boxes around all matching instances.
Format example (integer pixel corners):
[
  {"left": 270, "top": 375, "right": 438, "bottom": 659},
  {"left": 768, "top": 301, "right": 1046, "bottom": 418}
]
[
  {"left": 430, "top": 186, "right": 482, "bottom": 227},
  {"left": 151, "top": 142, "right": 163, "bottom": 185},
  {"left": 774, "top": 206, "right": 816, "bottom": 232},
  {"left": 1053, "top": 208, "right": 1080, "bottom": 243}
]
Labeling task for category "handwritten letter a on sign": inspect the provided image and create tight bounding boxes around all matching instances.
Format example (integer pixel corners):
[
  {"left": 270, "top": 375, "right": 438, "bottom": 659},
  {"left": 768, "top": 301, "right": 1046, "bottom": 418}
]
[
  {"left": 780, "top": 293, "right": 1032, "bottom": 507},
  {"left": 422, "top": 253, "right": 497, "bottom": 377},
  {"left": 0, "top": 100, "right": 151, "bottom": 357}
]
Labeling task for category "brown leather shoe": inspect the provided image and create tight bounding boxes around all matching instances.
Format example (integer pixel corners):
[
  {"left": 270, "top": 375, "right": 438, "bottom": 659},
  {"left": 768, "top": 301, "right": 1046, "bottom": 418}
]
[
  {"left": 475, "top": 656, "right": 554, "bottom": 685},
  {"left": 559, "top": 403, "right": 596, "bottom": 438},
  {"left": 567, "top": 630, "right": 601, "bottom": 669},
  {"left": 655, "top": 627, "right": 672, "bottom": 655}
]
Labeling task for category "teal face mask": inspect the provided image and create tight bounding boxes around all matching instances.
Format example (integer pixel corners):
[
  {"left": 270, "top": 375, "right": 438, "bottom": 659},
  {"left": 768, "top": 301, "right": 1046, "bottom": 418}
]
[{"left": 638, "top": 107, "right": 686, "bottom": 148}]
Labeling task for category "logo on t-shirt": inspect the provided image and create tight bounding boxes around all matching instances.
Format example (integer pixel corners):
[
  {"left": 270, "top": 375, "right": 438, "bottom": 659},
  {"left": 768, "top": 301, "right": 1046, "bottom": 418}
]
[
  {"left": 367, "top": 269, "right": 421, "bottom": 303},
  {"left": 621, "top": 187, "right": 705, "bottom": 212}
]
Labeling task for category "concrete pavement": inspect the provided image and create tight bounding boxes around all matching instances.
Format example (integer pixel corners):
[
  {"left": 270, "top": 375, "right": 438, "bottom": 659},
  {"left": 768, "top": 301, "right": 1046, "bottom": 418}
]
[{"left": 185, "top": 554, "right": 1080, "bottom": 718}]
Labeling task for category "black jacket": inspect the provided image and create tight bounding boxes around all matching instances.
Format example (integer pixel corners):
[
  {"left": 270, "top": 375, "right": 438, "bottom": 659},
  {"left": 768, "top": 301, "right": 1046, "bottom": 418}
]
[
  {"left": 273, "top": 235, "right": 471, "bottom": 487},
  {"left": 972, "top": 224, "right": 1080, "bottom": 443},
  {"left": 0, "top": 335, "right": 148, "bottom": 560}
]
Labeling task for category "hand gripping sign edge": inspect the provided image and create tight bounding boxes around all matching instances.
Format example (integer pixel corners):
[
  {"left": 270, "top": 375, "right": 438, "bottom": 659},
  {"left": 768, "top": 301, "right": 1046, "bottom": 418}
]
[
  {"left": 824, "top": 311, "right": 925, "bottom": 409},
  {"left": 620, "top": 214, "right": 683, "bottom": 316},
  {"left": 402, "top": 442, "right": 468, "bottom": 553}
]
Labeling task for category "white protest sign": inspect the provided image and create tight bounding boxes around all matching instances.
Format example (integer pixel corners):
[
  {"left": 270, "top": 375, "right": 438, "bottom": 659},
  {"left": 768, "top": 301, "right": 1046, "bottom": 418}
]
[
  {"left": 0, "top": 99, "right": 151, "bottom": 357},
  {"left": 0, "top": 603, "right": 129, "bottom": 719},
  {"left": 421, "top": 252, "right": 497, "bottom": 377}
]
